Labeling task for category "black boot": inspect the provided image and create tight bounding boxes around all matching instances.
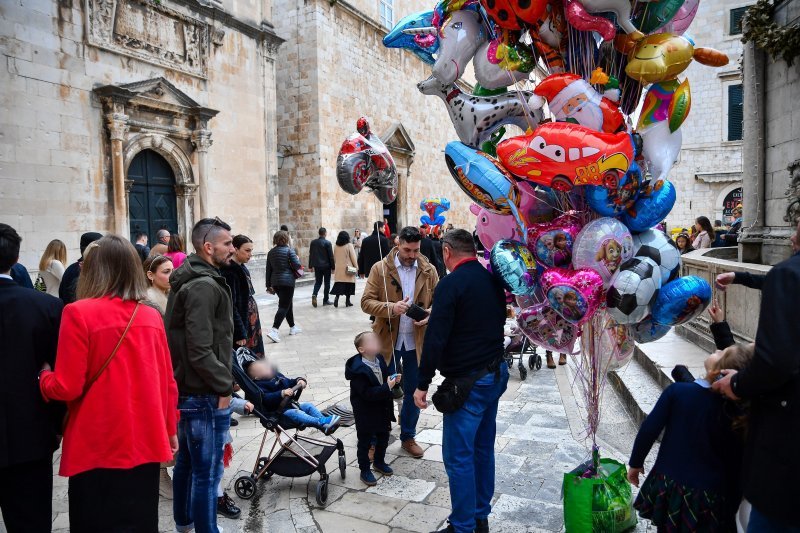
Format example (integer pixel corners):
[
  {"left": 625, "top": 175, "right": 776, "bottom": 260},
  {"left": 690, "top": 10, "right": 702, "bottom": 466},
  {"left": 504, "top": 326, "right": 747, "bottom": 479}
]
[
  {"left": 334, "top": 296, "right": 339, "bottom": 308},
  {"left": 346, "top": 297, "right": 353, "bottom": 307},
  {"left": 217, "top": 492, "right": 241, "bottom": 519},
  {"left": 475, "top": 517, "right": 489, "bottom": 533}
]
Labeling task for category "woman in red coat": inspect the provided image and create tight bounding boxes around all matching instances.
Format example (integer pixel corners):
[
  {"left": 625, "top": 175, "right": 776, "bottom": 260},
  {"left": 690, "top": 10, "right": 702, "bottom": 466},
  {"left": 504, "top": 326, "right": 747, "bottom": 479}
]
[{"left": 39, "top": 234, "right": 178, "bottom": 532}]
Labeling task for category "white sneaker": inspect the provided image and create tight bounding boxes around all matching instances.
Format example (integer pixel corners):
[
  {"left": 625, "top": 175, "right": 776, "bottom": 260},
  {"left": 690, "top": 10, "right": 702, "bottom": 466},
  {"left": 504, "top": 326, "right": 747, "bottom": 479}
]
[
  {"left": 266, "top": 328, "right": 281, "bottom": 343},
  {"left": 289, "top": 325, "right": 302, "bottom": 335}
]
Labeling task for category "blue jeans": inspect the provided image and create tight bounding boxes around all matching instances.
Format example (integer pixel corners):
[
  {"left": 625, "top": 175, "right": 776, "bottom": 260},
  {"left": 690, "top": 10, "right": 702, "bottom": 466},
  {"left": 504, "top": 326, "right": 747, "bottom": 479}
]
[
  {"left": 281, "top": 402, "right": 325, "bottom": 428},
  {"left": 398, "top": 348, "right": 419, "bottom": 442},
  {"left": 173, "top": 395, "right": 231, "bottom": 533},
  {"left": 748, "top": 506, "right": 800, "bottom": 533},
  {"left": 442, "top": 363, "right": 509, "bottom": 533}
]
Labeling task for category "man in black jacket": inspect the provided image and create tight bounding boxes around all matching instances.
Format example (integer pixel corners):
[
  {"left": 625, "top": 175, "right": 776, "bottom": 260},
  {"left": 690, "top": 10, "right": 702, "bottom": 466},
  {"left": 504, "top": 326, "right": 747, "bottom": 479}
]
[
  {"left": 357, "top": 221, "right": 391, "bottom": 277},
  {"left": 713, "top": 220, "right": 800, "bottom": 530},
  {"left": 308, "top": 227, "right": 334, "bottom": 307},
  {"left": 0, "top": 224, "right": 63, "bottom": 533},
  {"left": 59, "top": 231, "right": 102, "bottom": 304},
  {"left": 419, "top": 226, "right": 444, "bottom": 277},
  {"left": 414, "top": 229, "right": 508, "bottom": 533}
]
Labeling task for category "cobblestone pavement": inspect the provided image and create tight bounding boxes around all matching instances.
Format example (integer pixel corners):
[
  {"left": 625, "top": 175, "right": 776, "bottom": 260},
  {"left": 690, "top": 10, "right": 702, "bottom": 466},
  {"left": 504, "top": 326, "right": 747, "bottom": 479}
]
[{"left": 29, "top": 280, "right": 653, "bottom": 533}]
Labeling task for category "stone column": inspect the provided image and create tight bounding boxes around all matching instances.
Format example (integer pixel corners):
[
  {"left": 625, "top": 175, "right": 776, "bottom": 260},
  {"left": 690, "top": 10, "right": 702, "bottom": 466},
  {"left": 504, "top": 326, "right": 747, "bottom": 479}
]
[
  {"left": 107, "top": 112, "right": 130, "bottom": 237},
  {"left": 176, "top": 182, "right": 199, "bottom": 246},
  {"left": 191, "top": 129, "right": 213, "bottom": 218},
  {"left": 739, "top": 37, "right": 766, "bottom": 263}
]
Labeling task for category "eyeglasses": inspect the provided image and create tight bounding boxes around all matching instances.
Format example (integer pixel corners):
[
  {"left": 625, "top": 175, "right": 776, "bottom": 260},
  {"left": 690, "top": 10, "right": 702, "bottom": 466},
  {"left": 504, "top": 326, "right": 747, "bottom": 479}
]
[{"left": 202, "top": 217, "right": 226, "bottom": 244}]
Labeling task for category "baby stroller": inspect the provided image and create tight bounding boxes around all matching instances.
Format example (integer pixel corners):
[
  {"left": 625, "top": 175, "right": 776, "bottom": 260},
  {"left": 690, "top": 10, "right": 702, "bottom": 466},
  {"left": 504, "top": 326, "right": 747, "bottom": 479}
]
[
  {"left": 504, "top": 327, "right": 542, "bottom": 380},
  {"left": 231, "top": 349, "right": 346, "bottom": 505}
]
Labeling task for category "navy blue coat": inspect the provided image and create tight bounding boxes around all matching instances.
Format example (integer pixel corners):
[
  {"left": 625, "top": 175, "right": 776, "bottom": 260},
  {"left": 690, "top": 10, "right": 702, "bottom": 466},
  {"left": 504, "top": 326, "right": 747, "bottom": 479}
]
[
  {"left": 265, "top": 245, "right": 301, "bottom": 288},
  {"left": 254, "top": 371, "right": 300, "bottom": 412},
  {"left": 345, "top": 354, "right": 396, "bottom": 434}
]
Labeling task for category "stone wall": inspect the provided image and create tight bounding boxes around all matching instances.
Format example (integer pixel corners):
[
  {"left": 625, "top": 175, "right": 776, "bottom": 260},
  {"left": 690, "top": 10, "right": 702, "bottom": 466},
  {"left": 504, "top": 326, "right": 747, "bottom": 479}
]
[
  {"left": 663, "top": 0, "right": 744, "bottom": 230},
  {"left": 0, "top": 0, "right": 280, "bottom": 269},
  {"left": 275, "top": 0, "right": 480, "bottom": 264}
]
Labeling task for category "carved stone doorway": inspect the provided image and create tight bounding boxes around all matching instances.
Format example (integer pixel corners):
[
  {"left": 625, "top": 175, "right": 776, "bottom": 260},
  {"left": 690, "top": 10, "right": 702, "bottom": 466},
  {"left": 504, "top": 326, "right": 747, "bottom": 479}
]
[
  {"left": 382, "top": 123, "right": 416, "bottom": 232},
  {"left": 128, "top": 150, "right": 178, "bottom": 244}
]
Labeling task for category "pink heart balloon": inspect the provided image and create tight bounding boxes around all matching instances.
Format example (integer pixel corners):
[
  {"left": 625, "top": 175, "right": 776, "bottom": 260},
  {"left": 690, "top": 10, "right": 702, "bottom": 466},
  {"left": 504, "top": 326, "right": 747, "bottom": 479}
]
[
  {"left": 540, "top": 267, "right": 605, "bottom": 325},
  {"left": 527, "top": 213, "right": 583, "bottom": 268},
  {"left": 517, "top": 303, "right": 579, "bottom": 353}
]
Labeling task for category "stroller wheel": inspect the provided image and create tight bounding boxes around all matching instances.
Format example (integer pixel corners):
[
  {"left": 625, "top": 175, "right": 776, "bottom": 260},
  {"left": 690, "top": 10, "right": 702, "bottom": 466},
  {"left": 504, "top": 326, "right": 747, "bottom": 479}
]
[
  {"left": 528, "top": 354, "right": 536, "bottom": 370},
  {"left": 535, "top": 354, "right": 542, "bottom": 370},
  {"left": 234, "top": 475, "right": 256, "bottom": 500},
  {"left": 519, "top": 365, "right": 528, "bottom": 381},
  {"left": 316, "top": 479, "right": 329, "bottom": 506},
  {"left": 338, "top": 454, "right": 347, "bottom": 479}
]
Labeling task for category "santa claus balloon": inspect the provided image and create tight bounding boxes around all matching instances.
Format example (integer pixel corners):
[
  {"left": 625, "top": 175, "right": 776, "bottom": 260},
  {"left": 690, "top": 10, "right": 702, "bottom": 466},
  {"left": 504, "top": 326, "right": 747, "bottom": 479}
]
[{"left": 531, "top": 72, "right": 625, "bottom": 134}]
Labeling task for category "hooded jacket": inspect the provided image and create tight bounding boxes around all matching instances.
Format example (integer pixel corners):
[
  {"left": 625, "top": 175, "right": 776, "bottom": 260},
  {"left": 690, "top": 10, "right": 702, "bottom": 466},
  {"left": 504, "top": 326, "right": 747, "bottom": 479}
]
[
  {"left": 345, "top": 354, "right": 396, "bottom": 434},
  {"left": 252, "top": 370, "right": 299, "bottom": 412},
  {"left": 165, "top": 254, "right": 234, "bottom": 396}
]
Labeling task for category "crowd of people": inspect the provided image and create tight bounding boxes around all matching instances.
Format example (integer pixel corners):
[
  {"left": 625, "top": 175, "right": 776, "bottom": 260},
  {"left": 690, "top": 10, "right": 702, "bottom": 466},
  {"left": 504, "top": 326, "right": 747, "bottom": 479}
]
[{"left": 673, "top": 206, "right": 744, "bottom": 255}]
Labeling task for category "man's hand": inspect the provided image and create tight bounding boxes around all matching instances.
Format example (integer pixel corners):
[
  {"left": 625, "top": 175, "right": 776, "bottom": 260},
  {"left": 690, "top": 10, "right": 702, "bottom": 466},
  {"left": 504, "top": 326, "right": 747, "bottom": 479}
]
[
  {"left": 413, "top": 309, "right": 431, "bottom": 327},
  {"left": 283, "top": 388, "right": 295, "bottom": 397},
  {"left": 711, "top": 369, "right": 740, "bottom": 400},
  {"left": 627, "top": 466, "right": 644, "bottom": 487},
  {"left": 413, "top": 388, "right": 428, "bottom": 409},
  {"left": 715, "top": 272, "right": 735, "bottom": 291},
  {"left": 708, "top": 299, "right": 724, "bottom": 323},
  {"left": 218, "top": 395, "right": 231, "bottom": 409},
  {"left": 392, "top": 296, "right": 411, "bottom": 317},
  {"left": 244, "top": 402, "right": 255, "bottom": 413},
  {"left": 169, "top": 434, "right": 179, "bottom": 455},
  {"left": 235, "top": 339, "right": 247, "bottom": 347}
]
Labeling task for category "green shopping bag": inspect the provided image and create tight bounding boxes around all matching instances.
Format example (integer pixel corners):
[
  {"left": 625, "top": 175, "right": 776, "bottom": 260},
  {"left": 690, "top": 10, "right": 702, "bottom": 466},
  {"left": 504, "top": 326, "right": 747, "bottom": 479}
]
[{"left": 562, "top": 456, "right": 637, "bottom": 532}]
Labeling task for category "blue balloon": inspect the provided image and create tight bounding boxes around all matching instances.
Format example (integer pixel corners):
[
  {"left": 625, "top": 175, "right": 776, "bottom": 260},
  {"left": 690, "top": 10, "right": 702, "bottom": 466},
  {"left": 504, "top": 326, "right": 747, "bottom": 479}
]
[
  {"left": 382, "top": 10, "right": 439, "bottom": 65},
  {"left": 420, "top": 214, "right": 447, "bottom": 226},
  {"left": 586, "top": 162, "right": 643, "bottom": 216},
  {"left": 490, "top": 240, "right": 538, "bottom": 297},
  {"left": 631, "top": 316, "right": 671, "bottom": 343},
  {"left": 622, "top": 179, "right": 676, "bottom": 233},
  {"left": 651, "top": 276, "right": 712, "bottom": 326}
]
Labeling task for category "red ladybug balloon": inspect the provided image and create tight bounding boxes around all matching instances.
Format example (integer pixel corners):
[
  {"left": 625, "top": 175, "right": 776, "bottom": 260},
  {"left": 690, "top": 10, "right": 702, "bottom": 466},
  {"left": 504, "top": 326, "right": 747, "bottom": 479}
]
[{"left": 481, "top": 0, "right": 548, "bottom": 30}]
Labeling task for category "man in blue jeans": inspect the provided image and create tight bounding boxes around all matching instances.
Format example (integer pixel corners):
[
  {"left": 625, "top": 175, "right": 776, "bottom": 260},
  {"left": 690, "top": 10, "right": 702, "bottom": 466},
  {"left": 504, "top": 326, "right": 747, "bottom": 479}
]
[
  {"left": 415, "top": 229, "right": 508, "bottom": 533},
  {"left": 165, "top": 218, "right": 236, "bottom": 533}
]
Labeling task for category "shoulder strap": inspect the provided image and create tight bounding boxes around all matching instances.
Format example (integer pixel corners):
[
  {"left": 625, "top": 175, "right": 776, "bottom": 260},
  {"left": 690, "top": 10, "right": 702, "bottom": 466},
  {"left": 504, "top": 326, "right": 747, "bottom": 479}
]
[{"left": 84, "top": 301, "right": 141, "bottom": 391}]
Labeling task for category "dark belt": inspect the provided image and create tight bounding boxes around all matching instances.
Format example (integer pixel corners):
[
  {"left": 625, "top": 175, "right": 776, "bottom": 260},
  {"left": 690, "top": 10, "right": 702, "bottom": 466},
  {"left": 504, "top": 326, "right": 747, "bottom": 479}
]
[{"left": 178, "top": 393, "right": 219, "bottom": 402}]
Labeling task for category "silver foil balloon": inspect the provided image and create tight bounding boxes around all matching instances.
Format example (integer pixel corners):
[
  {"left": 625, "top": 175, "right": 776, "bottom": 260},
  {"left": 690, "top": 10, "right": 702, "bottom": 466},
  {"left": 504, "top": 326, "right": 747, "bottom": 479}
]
[{"left": 489, "top": 240, "right": 538, "bottom": 297}]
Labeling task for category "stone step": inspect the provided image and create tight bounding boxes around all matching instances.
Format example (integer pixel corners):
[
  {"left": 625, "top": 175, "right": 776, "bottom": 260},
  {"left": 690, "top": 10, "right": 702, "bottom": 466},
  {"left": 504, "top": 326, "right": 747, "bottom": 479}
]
[{"left": 608, "top": 354, "right": 663, "bottom": 428}]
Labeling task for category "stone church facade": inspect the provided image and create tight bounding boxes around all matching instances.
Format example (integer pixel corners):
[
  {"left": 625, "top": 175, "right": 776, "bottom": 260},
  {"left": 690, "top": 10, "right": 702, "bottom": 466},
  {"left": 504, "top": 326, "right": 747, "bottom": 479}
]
[{"left": 1, "top": 0, "right": 282, "bottom": 267}]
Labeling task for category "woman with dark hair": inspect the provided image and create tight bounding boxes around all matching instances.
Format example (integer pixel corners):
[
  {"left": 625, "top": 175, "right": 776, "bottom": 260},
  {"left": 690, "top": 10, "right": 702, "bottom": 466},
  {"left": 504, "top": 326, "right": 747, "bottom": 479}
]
[
  {"left": 222, "top": 234, "right": 264, "bottom": 358},
  {"left": 692, "top": 216, "right": 715, "bottom": 249},
  {"left": 675, "top": 233, "right": 695, "bottom": 255},
  {"left": 164, "top": 233, "right": 187, "bottom": 268},
  {"left": 265, "top": 230, "right": 302, "bottom": 343},
  {"left": 331, "top": 230, "right": 358, "bottom": 307},
  {"left": 39, "top": 234, "right": 178, "bottom": 532}
]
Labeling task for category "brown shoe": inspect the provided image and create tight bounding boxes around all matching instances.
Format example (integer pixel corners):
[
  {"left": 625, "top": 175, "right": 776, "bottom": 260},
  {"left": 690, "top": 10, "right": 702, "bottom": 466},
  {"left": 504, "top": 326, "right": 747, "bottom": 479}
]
[
  {"left": 368, "top": 445, "right": 375, "bottom": 463},
  {"left": 402, "top": 439, "right": 424, "bottom": 458},
  {"left": 546, "top": 352, "right": 556, "bottom": 369},
  {"left": 558, "top": 353, "right": 567, "bottom": 366}
]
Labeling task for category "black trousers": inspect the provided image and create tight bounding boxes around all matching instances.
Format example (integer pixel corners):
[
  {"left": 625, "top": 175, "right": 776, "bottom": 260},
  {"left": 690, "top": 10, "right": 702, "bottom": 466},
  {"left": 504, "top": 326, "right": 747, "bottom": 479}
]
[
  {"left": 356, "top": 430, "right": 389, "bottom": 471},
  {"left": 0, "top": 456, "right": 53, "bottom": 533},
  {"left": 272, "top": 285, "right": 295, "bottom": 329},
  {"left": 312, "top": 268, "right": 331, "bottom": 301},
  {"left": 68, "top": 462, "right": 159, "bottom": 533}
]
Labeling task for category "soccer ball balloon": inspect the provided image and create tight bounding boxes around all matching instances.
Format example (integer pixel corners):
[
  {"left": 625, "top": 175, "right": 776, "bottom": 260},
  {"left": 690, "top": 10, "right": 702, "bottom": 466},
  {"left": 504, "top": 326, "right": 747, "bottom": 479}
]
[
  {"left": 606, "top": 257, "right": 662, "bottom": 324},
  {"left": 633, "top": 229, "right": 681, "bottom": 284}
]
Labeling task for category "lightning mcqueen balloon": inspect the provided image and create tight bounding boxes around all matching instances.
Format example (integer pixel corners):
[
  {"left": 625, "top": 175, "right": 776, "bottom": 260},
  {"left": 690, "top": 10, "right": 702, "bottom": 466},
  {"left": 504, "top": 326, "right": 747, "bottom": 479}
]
[
  {"left": 336, "top": 117, "right": 398, "bottom": 204},
  {"left": 496, "top": 122, "right": 637, "bottom": 192}
]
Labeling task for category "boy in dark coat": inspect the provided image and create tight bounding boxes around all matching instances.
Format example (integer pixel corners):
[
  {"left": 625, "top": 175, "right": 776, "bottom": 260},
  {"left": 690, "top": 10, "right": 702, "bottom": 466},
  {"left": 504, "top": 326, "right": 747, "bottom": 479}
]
[
  {"left": 345, "top": 332, "right": 401, "bottom": 486},
  {"left": 245, "top": 359, "right": 340, "bottom": 434}
]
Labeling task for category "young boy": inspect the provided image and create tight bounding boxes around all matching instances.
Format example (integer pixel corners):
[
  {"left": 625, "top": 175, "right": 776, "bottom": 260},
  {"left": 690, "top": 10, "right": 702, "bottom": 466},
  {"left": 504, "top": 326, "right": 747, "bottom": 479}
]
[
  {"left": 245, "top": 359, "right": 340, "bottom": 434},
  {"left": 345, "top": 331, "right": 401, "bottom": 486}
]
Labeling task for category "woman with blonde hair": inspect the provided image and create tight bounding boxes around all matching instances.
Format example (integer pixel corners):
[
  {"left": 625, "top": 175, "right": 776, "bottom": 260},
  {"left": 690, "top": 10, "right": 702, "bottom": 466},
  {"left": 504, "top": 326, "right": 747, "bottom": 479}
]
[
  {"left": 37, "top": 239, "right": 67, "bottom": 296},
  {"left": 39, "top": 234, "right": 178, "bottom": 531}
]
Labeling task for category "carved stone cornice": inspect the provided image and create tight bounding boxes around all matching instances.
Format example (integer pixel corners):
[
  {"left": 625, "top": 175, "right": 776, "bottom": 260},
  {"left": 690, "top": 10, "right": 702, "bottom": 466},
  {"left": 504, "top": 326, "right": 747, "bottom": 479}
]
[
  {"left": 191, "top": 129, "right": 213, "bottom": 152},
  {"left": 175, "top": 182, "right": 199, "bottom": 197},
  {"left": 105, "top": 112, "right": 130, "bottom": 141}
]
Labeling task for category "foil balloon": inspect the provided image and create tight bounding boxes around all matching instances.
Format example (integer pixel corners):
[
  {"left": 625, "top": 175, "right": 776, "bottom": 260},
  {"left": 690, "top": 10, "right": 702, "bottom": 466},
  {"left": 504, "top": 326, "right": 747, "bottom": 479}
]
[
  {"left": 640, "top": 121, "right": 682, "bottom": 183},
  {"left": 595, "top": 310, "right": 635, "bottom": 371},
  {"left": 382, "top": 10, "right": 439, "bottom": 64},
  {"left": 606, "top": 257, "right": 662, "bottom": 324},
  {"left": 632, "top": 229, "right": 681, "bottom": 284},
  {"left": 517, "top": 303, "right": 579, "bottom": 353},
  {"left": 518, "top": 182, "right": 556, "bottom": 225},
  {"left": 420, "top": 197, "right": 450, "bottom": 228},
  {"left": 470, "top": 204, "right": 524, "bottom": 249},
  {"left": 527, "top": 213, "right": 583, "bottom": 268},
  {"left": 667, "top": 0, "right": 699, "bottom": 34},
  {"left": 481, "top": 0, "right": 549, "bottom": 30},
  {"left": 634, "top": 0, "right": 686, "bottom": 34},
  {"left": 540, "top": 267, "right": 605, "bottom": 325},
  {"left": 652, "top": 275, "right": 712, "bottom": 326},
  {"left": 632, "top": 316, "right": 671, "bottom": 343},
  {"left": 417, "top": 76, "right": 542, "bottom": 148},
  {"left": 496, "top": 122, "right": 636, "bottom": 192},
  {"left": 565, "top": 0, "right": 644, "bottom": 41},
  {"left": 490, "top": 240, "right": 538, "bottom": 297},
  {"left": 585, "top": 161, "right": 642, "bottom": 216},
  {"left": 572, "top": 217, "right": 634, "bottom": 286},
  {"left": 336, "top": 118, "right": 398, "bottom": 202},
  {"left": 620, "top": 33, "right": 730, "bottom": 84},
  {"left": 623, "top": 179, "right": 677, "bottom": 233},
  {"left": 530, "top": 72, "right": 625, "bottom": 134}
]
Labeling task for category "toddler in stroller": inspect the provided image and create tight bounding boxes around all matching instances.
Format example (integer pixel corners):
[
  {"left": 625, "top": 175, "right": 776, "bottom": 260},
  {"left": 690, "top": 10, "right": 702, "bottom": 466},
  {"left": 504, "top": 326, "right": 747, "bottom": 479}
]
[
  {"left": 244, "top": 359, "right": 341, "bottom": 434},
  {"left": 231, "top": 350, "right": 346, "bottom": 506}
]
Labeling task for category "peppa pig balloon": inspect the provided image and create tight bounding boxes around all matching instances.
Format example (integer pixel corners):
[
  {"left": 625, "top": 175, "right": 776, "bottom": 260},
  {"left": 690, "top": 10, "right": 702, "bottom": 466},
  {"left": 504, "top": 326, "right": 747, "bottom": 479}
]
[
  {"left": 518, "top": 182, "right": 556, "bottom": 225},
  {"left": 470, "top": 204, "right": 524, "bottom": 250},
  {"left": 527, "top": 213, "right": 583, "bottom": 268},
  {"left": 490, "top": 240, "right": 538, "bottom": 297},
  {"left": 517, "top": 303, "right": 579, "bottom": 353},
  {"left": 572, "top": 217, "right": 634, "bottom": 286},
  {"left": 540, "top": 267, "right": 605, "bottom": 325}
]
